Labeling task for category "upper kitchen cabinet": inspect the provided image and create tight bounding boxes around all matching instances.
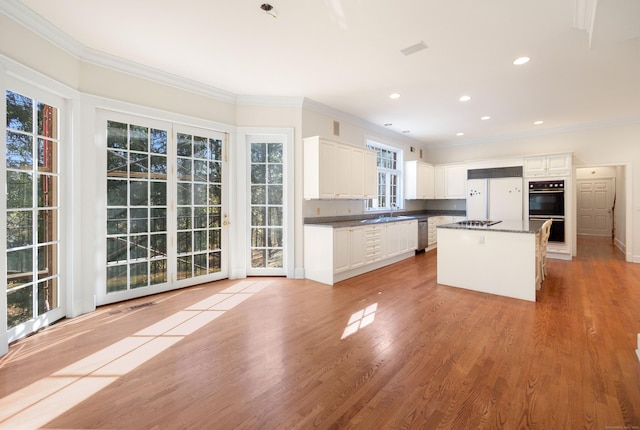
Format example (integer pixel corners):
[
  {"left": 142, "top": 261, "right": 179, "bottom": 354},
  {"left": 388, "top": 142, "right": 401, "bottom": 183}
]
[
  {"left": 524, "top": 153, "right": 572, "bottom": 178},
  {"left": 435, "top": 163, "right": 467, "bottom": 199},
  {"left": 405, "top": 160, "right": 434, "bottom": 199},
  {"left": 304, "top": 136, "right": 377, "bottom": 199},
  {"left": 363, "top": 150, "right": 377, "bottom": 199}
]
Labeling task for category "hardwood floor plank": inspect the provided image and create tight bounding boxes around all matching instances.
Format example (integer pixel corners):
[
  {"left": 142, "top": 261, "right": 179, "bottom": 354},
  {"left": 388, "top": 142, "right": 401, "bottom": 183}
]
[{"left": 0, "top": 237, "right": 639, "bottom": 429}]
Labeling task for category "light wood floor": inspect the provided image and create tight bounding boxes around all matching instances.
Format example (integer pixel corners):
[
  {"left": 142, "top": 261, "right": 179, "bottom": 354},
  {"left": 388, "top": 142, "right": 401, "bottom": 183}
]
[{"left": 1, "top": 236, "right": 639, "bottom": 429}]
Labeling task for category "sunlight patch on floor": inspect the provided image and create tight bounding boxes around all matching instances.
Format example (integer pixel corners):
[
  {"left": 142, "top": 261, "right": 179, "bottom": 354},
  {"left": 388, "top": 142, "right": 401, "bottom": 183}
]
[
  {"left": 341, "top": 303, "right": 378, "bottom": 340},
  {"left": 0, "top": 279, "right": 273, "bottom": 429}
]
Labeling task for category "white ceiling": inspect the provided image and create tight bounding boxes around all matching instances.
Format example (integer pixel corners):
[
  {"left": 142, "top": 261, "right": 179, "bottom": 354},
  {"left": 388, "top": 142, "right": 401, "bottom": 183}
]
[{"left": 13, "top": 0, "right": 640, "bottom": 146}]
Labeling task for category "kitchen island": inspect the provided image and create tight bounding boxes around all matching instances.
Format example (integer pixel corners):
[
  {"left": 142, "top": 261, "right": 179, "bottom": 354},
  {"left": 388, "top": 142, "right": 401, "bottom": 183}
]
[{"left": 436, "top": 220, "right": 545, "bottom": 302}]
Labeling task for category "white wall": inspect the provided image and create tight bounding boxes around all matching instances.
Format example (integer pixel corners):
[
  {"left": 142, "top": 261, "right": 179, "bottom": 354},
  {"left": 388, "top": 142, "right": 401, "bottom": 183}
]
[{"left": 425, "top": 123, "right": 640, "bottom": 262}]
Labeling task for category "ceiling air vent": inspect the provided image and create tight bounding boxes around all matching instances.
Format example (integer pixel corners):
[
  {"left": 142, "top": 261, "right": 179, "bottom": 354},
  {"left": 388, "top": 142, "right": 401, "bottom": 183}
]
[{"left": 401, "top": 40, "right": 428, "bottom": 56}]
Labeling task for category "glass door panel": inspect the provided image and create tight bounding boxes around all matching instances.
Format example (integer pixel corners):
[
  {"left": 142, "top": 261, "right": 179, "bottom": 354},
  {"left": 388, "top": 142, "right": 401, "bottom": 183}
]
[
  {"left": 101, "top": 114, "right": 228, "bottom": 304},
  {"left": 248, "top": 138, "right": 285, "bottom": 275},
  {"left": 175, "top": 131, "right": 224, "bottom": 281},
  {"left": 5, "top": 90, "right": 62, "bottom": 336},
  {"left": 106, "top": 121, "right": 168, "bottom": 293}
]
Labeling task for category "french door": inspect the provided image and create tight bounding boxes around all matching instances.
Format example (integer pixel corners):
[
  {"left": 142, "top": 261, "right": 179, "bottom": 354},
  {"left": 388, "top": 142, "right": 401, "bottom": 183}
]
[
  {"left": 4, "top": 86, "right": 65, "bottom": 342},
  {"left": 246, "top": 132, "right": 292, "bottom": 277},
  {"left": 101, "top": 111, "right": 228, "bottom": 305}
]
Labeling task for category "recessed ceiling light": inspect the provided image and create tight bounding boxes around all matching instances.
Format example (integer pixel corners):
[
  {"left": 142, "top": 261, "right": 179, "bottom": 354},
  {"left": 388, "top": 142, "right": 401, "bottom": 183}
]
[
  {"left": 481, "top": 116, "right": 491, "bottom": 120},
  {"left": 513, "top": 56, "right": 530, "bottom": 65},
  {"left": 389, "top": 93, "right": 400, "bottom": 99},
  {"left": 456, "top": 132, "right": 464, "bottom": 136},
  {"left": 384, "top": 123, "right": 393, "bottom": 127},
  {"left": 459, "top": 95, "right": 471, "bottom": 102},
  {"left": 534, "top": 120, "right": 544, "bottom": 125}
]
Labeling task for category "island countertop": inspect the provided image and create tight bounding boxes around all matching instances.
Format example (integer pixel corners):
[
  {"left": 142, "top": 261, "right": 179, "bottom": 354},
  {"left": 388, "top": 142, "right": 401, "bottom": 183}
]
[{"left": 437, "top": 219, "right": 545, "bottom": 234}]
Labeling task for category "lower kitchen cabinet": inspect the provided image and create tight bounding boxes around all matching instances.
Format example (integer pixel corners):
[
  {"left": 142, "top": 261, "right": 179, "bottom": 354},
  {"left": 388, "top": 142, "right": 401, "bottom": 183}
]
[
  {"left": 427, "top": 216, "right": 453, "bottom": 246},
  {"left": 304, "top": 220, "right": 418, "bottom": 285}
]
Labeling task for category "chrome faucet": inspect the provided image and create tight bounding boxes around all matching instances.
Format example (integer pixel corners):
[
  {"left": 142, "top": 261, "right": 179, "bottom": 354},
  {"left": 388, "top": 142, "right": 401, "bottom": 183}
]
[{"left": 390, "top": 204, "right": 397, "bottom": 217}]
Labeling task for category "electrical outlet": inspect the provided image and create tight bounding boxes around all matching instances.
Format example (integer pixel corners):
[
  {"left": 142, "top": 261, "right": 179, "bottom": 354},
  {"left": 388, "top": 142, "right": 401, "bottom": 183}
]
[{"left": 316, "top": 208, "right": 320, "bottom": 215}]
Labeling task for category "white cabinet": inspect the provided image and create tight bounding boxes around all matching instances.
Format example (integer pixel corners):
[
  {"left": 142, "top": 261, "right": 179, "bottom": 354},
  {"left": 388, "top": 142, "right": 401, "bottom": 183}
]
[
  {"left": 304, "top": 136, "right": 377, "bottom": 199},
  {"left": 435, "top": 166, "right": 445, "bottom": 198},
  {"left": 524, "top": 154, "right": 572, "bottom": 177},
  {"left": 386, "top": 222, "right": 400, "bottom": 257},
  {"left": 388, "top": 220, "right": 418, "bottom": 255},
  {"left": 349, "top": 148, "right": 364, "bottom": 199},
  {"left": 350, "top": 226, "right": 366, "bottom": 268},
  {"left": 333, "top": 227, "right": 351, "bottom": 273},
  {"left": 435, "top": 164, "right": 467, "bottom": 199},
  {"left": 364, "top": 224, "right": 386, "bottom": 264},
  {"left": 403, "top": 220, "right": 418, "bottom": 252},
  {"left": 405, "top": 160, "right": 434, "bottom": 199},
  {"left": 445, "top": 164, "right": 467, "bottom": 198},
  {"left": 334, "top": 144, "right": 351, "bottom": 198},
  {"left": 333, "top": 226, "right": 366, "bottom": 273},
  {"left": 427, "top": 216, "right": 453, "bottom": 246},
  {"left": 363, "top": 150, "right": 377, "bottom": 199},
  {"left": 303, "top": 219, "right": 418, "bottom": 285}
]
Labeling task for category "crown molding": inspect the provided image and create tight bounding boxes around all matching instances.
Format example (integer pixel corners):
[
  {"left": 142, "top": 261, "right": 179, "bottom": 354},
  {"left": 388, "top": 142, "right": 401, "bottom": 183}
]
[
  {"left": 236, "top": 95, "right": 305, "bottom": 108},
  {"left": 81, "top": 48, "right": 239, "bottom": 104},
  {"left": 1, "top": 0, "right": 240, "bottom": 104},
  {"left": 0, "top": 0, "right": 85, "bottom": 57},
  {"left": 301, "top": 98, "right": 423, "bottom": 145}
]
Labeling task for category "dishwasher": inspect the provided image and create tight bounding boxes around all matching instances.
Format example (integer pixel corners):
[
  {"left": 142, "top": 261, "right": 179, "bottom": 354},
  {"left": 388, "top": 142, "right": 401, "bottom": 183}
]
[{"left": 417, "top": 218, "right": 429, "bottom": 251}]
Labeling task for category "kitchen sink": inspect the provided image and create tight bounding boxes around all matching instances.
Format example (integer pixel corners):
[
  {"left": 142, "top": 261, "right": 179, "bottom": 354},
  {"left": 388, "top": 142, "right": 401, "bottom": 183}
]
[{"left": 360, "top": 216, "right": 414, "bottom": 224}]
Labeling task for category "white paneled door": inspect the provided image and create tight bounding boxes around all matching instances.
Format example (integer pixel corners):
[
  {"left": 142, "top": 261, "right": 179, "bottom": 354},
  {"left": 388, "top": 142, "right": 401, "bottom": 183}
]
[{"left": 577, "top": 178, "right": 615, "bottom": 237}]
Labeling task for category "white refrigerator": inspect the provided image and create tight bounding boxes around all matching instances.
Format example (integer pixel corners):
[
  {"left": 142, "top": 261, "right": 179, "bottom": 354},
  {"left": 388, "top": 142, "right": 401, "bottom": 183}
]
[{"left": 466, "top": 177, "right": 523, "bottom": 221}]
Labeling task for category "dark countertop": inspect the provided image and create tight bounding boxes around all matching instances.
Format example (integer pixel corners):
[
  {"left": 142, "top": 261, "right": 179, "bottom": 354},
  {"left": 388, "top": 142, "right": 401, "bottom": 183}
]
[
  {"left": 304, "top": 215, "right": 421, "bottom": 228},
  {"left": 437, "top": 219, "right": 545, "bottom": 234},
  {"left": 304, "top": 210, "right": 466, "bottom": 228}
]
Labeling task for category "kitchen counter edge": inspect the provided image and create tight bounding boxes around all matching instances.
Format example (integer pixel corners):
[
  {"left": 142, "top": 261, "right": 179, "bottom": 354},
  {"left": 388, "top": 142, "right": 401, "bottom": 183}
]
[{"left": 437, "top": 219, "right": 545, "bottom": 234}]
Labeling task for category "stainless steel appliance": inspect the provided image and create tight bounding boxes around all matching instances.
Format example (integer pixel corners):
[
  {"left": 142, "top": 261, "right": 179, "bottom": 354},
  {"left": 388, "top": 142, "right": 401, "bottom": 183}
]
[
  {"left": 528, "top": 180, "right": 565, "bottom": 243},
  {"left": 417, "top": 218, "right": 428, "bottom": 251}
]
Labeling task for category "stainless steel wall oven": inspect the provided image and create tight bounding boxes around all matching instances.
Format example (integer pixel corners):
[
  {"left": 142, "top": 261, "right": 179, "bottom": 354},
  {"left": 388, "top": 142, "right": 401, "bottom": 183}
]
[{"left": 528, "top": 180, "right": 565, "bottom": 243}]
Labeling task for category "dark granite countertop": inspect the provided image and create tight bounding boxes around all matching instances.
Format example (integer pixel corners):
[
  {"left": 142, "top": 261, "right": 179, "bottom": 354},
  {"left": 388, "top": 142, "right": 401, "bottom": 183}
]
[
  {"left": 437, "top": 219, "right": 545, "bottom": 234},
  {"left": 304, "top": 215, "right": 421, "bottom": 228},
  {"left": 304, "top": 210, "right": 466, "bottom": 228}
]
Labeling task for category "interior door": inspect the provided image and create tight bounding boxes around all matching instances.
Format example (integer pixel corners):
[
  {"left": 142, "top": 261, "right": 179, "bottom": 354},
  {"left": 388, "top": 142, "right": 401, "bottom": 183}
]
[{"left": 577, "top": 178, "right": 615, "bottom": 236}]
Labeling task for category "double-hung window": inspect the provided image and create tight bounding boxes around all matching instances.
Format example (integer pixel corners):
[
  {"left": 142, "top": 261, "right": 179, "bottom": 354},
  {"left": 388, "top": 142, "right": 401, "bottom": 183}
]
[{"left": 366, "top": 140, "right": 402, "bottom": 210}]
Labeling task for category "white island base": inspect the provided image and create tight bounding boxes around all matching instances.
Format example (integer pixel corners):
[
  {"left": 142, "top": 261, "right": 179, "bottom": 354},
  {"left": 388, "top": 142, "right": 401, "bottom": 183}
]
[{"left": 437, "top": 222, "right": 541, "bottom": 302}]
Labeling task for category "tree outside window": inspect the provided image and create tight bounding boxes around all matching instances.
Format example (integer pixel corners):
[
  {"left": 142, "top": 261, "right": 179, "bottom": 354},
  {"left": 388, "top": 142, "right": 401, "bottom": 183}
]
[{"left": 366, "top": 141, "right": 402, "bottom": 211}]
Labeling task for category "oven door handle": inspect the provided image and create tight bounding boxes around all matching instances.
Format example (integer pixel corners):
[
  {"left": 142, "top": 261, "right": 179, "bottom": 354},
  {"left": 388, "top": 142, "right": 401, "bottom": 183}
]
[
  {"left": 529, "top": 189, "right": 564, "bottom": 193},
  {"left": 529, "top": 216, "right": 564, "bottom": 221}
]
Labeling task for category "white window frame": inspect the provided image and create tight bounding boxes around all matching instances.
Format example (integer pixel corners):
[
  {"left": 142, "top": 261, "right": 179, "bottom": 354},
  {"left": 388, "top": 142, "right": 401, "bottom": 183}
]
[{"left": 365, "top": 139, "right": 403, "bottom": 212}]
